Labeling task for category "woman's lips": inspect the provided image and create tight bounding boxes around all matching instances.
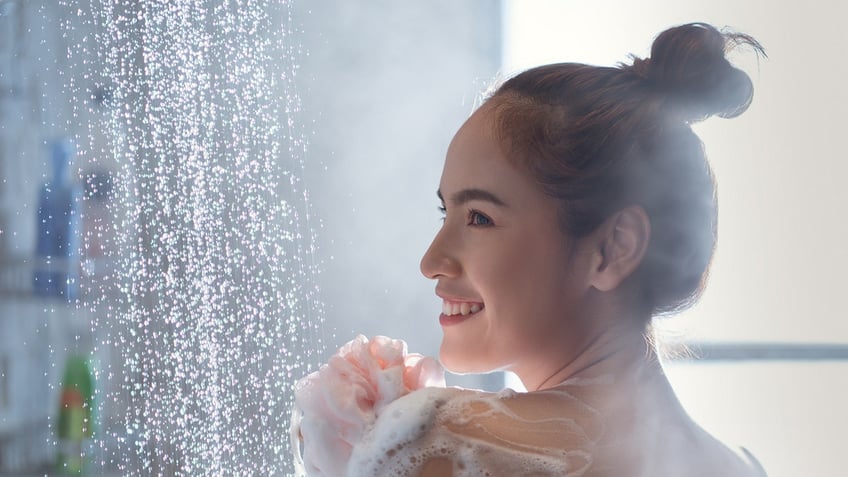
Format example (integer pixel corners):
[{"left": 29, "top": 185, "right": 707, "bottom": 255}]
[{"left": 439, "top": 300, "right": 484, "bottom": 326}]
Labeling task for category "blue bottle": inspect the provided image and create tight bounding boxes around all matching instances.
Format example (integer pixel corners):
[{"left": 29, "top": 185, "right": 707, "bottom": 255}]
[{"left": 33, "top": 139, "right": 82, "bottom": 300}]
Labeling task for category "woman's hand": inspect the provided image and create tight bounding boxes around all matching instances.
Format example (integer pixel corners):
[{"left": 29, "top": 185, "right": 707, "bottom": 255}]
[{"left": 291, "top": 335, "right": 445, "bottom": 477}]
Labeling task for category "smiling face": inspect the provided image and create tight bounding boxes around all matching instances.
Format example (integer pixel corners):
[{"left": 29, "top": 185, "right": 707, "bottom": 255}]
[{"left": 420, "top": 103, "right": 599, "bottom": 383}]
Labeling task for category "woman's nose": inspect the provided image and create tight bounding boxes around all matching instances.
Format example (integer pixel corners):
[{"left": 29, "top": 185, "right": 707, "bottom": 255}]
[{"left": 420, "top": 228, "right": 461, "bottom": 280}]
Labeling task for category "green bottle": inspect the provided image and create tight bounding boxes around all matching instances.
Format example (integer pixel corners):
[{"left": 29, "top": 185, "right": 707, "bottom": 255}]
[{"left": 56, "top": 355, "right": 94, "bottom": 475}]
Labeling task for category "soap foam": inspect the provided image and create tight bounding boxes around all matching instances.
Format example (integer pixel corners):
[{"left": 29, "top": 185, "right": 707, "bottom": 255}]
[{"left": 347, "top": 385, "right": 602, "bottom": 476}]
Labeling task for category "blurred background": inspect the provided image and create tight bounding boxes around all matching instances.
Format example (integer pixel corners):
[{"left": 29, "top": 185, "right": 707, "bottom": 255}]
[{"left": 0, "top": 0, "right": 845, "bottom": 475}]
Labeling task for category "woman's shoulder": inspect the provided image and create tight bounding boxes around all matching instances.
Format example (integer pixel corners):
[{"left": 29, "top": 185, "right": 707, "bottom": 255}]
[
  {"left": 348, "top": 384, "right": 606, "bottom": 477},
  {"left": 680, "top": 443, "right": 768, "bottom": 477},
  {"left": 351, "top": 383, "right": 768, "bottom": 477},
  {"left": 652, "top": 421, "right": 768, "bottom": 477},
  {"left": 734, "top": 446, "right": 769, "bottom": 476}
]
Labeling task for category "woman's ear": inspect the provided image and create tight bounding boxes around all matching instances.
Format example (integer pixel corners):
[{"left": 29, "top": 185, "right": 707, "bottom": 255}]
[{"left": 589, "top": 206, "right": 651, "bottom": 292}]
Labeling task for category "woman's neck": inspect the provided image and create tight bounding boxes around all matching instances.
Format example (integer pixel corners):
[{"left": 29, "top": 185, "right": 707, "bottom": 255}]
[{"left": 519, "top": 316, "right": 662, "bottom": 392}]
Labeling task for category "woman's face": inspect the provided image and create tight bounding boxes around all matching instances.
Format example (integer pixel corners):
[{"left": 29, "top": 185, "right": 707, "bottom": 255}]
[{"left": 420, "top": 104, "right": 597, "bottom": 380}]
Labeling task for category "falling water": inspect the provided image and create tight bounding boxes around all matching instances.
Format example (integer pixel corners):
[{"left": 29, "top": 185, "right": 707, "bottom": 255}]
[{"left": 61, "top": 0, "right": 325, "bottom": 474}]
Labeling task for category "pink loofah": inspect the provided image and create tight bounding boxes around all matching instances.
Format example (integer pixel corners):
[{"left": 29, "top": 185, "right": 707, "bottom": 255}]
[{"left": 291, "top": 335, "right": 445, "bottom": 476}]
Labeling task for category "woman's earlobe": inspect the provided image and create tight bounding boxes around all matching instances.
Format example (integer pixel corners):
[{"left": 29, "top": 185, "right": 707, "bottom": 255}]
[{"left": 590, "top": 206, "right": 651, "bottom": 292}]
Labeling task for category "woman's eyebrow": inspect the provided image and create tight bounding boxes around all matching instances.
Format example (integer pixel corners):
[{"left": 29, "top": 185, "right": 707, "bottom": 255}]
[{"left": 436, "top": 188, "right": 509, "bottom": 208}]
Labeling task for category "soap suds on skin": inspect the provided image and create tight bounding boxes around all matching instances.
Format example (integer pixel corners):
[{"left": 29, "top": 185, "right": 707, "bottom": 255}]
[{"left": 347, "top": 385, "right": 602, "bottom": 477}]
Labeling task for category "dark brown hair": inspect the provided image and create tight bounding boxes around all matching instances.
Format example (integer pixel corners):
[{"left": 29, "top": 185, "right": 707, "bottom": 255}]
[{"left": 488, "top": 23, "right": 765, "bottom": 316}]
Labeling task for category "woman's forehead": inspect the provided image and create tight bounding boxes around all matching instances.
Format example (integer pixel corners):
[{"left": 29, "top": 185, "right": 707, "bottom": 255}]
[{"left": 440, "top": 111, "right": 554, "bottom": 211}]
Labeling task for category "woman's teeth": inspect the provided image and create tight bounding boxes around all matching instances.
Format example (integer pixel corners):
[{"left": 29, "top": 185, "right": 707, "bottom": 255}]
[{"left": 442, "top": 301, "right": 483, "bottom": 316}]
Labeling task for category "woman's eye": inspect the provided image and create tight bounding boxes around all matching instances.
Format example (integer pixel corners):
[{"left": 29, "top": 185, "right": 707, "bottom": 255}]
[
  {"left": 438, "top": 205, "right": 447, "bottom": 222},
  {"left": 468, "top": 210, "right": 492, "bottom": 226}
]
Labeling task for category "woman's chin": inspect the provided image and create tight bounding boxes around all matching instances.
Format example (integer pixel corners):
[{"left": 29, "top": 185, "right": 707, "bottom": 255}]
[
  {"left": 438, "top": 348, "right": 467, "bottom": 374},
  {"left": 438, "top": 346, "right": 491, "bottom": 375}
]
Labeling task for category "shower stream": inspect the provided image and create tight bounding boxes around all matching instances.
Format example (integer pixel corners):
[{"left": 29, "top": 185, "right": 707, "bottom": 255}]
[{"left": 63, "top": 1, "right": 325, "bottom": 474}]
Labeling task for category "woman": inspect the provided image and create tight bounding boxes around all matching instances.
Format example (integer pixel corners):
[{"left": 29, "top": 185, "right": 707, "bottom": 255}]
[{"left": 294, "top": 22, "right": 767, "bottom": 476}]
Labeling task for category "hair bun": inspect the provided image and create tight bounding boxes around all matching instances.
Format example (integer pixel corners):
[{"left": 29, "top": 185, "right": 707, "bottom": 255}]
[{"left": 633, "top": 23, "right": 765, "bottom": 122}]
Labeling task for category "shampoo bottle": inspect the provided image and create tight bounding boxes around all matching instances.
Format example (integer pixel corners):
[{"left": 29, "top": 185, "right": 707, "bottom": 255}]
[
  {"left": 56, "top": 354, "right": 94, "bottom": 475},
  {"left": 33, "top": 139, "right": 82, "bottom": 299}
]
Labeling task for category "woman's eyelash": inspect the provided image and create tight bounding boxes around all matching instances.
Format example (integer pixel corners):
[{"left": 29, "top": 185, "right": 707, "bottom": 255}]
[{"left": 438, "top": 205, "right": 447, "bottom": 222}]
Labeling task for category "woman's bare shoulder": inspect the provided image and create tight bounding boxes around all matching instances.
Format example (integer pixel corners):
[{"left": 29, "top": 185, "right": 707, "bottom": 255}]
[
  {"left": 348, "top": 385, "right": 603, "bottom": 476},
  {"left": 647, "top": 419, "right": 768, "bottom": 477},
  {"left": 735, "top": 447, "right": 768, "bottom": 476},
  {"left": 350, "top": 383, "right": 765, "bottom": 477},
  {"left": 681, "top": 444, "right": 768, "bottom": 477}
]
